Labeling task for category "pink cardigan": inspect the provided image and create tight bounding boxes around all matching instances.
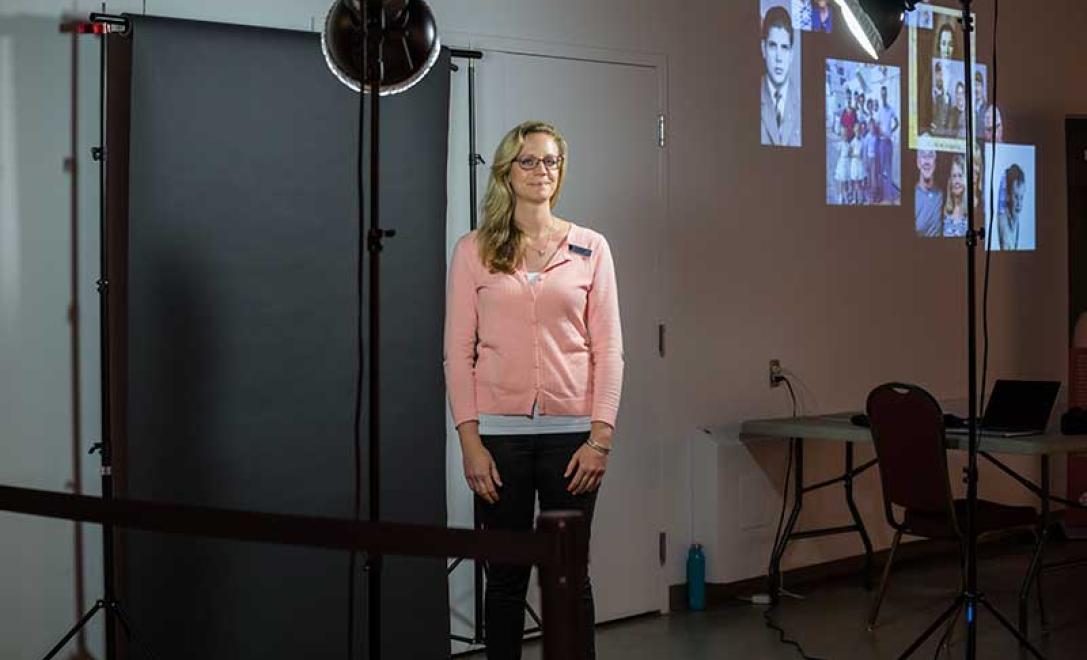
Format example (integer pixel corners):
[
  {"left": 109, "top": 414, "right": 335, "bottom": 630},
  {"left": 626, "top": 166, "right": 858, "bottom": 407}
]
[{"left": 443, "top": 223, "right": 624, "bottom": 428}]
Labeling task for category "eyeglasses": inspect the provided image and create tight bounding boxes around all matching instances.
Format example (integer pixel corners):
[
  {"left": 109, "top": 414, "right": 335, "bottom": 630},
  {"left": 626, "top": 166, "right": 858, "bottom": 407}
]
[{"left": 514, "top": 155, "right": 563, "bottom": 171}]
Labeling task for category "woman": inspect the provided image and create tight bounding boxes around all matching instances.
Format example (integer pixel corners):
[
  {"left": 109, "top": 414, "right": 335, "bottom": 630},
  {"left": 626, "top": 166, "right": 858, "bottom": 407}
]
[
  {"left": 849, "top": 123, "right": 866, "bottom": 205},
  {"left": 943, "top": 154, "right": 968, "bottom": 237},
  {"left": 934, "top": 21, "right": 957, "bottom": 61},
  {"left": 444, "top": 120, "right": 623, "bottom": 660}
]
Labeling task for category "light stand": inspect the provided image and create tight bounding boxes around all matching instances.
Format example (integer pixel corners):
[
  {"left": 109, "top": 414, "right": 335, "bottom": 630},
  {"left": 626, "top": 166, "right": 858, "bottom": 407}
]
[
  {"left": 321, "top": 2, "right": 440, "bottom": 658},
  {"left": 836, "top": 1, "right": 1046, "bottom": 657},
  {"left": 46, "top": 13, "right": 152, "bottom": 660}
]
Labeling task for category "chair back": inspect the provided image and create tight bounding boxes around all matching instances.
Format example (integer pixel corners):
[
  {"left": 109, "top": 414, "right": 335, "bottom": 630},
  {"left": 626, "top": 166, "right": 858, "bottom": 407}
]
[{"left": 866, "top": 383, "right": 957, "bottom": 533}]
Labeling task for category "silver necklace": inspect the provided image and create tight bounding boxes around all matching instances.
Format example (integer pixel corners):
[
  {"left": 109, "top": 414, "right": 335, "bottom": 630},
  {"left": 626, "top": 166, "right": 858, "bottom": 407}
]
[{"left": 524, "top": 219, "right": 557, "bottom": 257}]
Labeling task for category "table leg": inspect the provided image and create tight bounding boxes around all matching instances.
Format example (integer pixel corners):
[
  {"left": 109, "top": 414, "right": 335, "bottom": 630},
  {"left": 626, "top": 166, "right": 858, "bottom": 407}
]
[
  {"left": 844, "top": 442, "right": 875, "bottom": 590},
  {"left": 769, "top": 438, "right": 804, "bottom": 602},
  {"left": 1018, "top": 455, "right": 1050, "bottom": 640}
]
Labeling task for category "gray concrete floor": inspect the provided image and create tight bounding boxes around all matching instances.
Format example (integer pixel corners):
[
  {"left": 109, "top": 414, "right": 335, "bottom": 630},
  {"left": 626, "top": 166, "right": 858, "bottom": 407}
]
[{"left": 502, "top": 539, "right": 1087, "bottom": 659}]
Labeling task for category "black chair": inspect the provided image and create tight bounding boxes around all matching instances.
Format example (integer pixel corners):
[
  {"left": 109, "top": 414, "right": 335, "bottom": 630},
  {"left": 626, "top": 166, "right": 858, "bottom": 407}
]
[{"left": 865, "top": 383, "right": 1044, "bottom": 632}]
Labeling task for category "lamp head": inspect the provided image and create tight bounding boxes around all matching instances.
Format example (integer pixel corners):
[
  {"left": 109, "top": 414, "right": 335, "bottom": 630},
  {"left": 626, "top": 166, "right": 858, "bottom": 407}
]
[
  {"left": 322, "top": 0, "right": 441, "bottom": 95},
  {"left": 835, "top": 0, "right": 918, "bottom": 59}
]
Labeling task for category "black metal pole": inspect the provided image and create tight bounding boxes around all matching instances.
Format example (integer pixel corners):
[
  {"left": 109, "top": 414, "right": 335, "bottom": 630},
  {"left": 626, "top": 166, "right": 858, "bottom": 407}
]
[
  {"left": 366, "top": 4, "right": 386, "bottom": 659},
  {"left": 961, "top": 2, "right": 979, "bottom": 657},
  {"left": 466, "top": 52, "right": 484, "bottom": 644},
  {"left": 97, "top": 23, "right": 120, "bottom": 660},
  {"left": 468, "top": 57, "right": 480, "bottom": 231}
]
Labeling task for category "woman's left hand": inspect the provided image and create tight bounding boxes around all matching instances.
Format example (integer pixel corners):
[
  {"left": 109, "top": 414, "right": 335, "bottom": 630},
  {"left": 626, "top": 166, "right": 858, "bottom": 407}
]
[{"left": 565, "top": 425, "right": 613, "bottom": 495}]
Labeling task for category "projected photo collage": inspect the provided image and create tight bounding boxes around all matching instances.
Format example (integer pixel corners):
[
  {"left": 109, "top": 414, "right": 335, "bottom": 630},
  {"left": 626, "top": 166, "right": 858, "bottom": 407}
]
[
  {"left": 757, "top": 1, "right": 1037, "bottom": 249},
  {"left": 907, "top": 2, "right": 1035, "bottom": 248}
]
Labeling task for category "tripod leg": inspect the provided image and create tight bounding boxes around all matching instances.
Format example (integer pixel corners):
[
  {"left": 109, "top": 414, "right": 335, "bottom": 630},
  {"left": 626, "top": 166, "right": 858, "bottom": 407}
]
[
  {"left": 895, "top": 596, "right": 964, "bottom": 660},
  {"left": 42, "top": 600, "right": 104, "bottom": 660},
  {"left": 525, "top": 599, "right": 543, "bottom": 629},
  {"left": 934, "top": 600, "right": 962, "bottom": 656},
  {"left": 977, "top": 596, "right": 1047, "bottom": 660},
  {"left": 110, "top": 601, "right": 156, "bottom": 660}
]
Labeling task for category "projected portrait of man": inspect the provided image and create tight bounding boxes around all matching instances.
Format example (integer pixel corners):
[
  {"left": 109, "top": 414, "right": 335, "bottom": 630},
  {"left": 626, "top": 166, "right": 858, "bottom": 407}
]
[
  {"left": 997, "top": 164, "right": 1025, "bottom": 250},
  {"left": 931, "top": 61, "right": 950, "bottom": 133},
  {"left": 973, "top": 69, "right": 986, "bottom": 138},
  {"left": 915, "top": 134, "right": 944, "bottom": 237},
  {"left": 761, "top": 6, "right": 802, "bottom": 147}
]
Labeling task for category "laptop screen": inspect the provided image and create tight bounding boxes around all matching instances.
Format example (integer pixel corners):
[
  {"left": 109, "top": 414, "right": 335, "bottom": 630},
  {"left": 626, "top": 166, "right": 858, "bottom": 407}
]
[{"left": 982, "top": 380, "right": 1061, "bottom": 431}]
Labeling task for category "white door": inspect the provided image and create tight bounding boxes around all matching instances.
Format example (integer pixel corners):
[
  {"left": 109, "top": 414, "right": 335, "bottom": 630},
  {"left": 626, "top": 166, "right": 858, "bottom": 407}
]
[{"left": 447, "top": 47, "right": 666, "bottom": 649}]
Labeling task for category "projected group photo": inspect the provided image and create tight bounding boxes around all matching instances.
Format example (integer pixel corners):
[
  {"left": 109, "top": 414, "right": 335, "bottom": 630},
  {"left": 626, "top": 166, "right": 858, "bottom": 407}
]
[
  {"left": 909, "top": 3, "right": 973, "bottom": 152},
  {"left": 792, "top": 0, "right": 834, "bottom": 33},
  {"left": 825, "top": 59, "right": 901, "bottom": 206}
]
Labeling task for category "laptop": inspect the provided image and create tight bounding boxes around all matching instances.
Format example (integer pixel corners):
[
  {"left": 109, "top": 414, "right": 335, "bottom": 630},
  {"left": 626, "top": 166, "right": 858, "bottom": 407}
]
[{"left": 945, "top": 379, "right": 1061, "bottom": 438}]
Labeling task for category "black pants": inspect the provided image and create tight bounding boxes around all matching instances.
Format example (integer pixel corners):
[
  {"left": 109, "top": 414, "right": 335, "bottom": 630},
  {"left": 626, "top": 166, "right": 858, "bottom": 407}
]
[{"left": 479, "top": 431, "right": 598, "bottom": 660}]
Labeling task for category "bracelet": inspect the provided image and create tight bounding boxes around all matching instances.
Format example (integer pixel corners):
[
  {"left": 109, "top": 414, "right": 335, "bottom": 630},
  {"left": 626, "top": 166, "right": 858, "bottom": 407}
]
[{"left": 585, "top": 437, "right": 611, "bottom": 455}]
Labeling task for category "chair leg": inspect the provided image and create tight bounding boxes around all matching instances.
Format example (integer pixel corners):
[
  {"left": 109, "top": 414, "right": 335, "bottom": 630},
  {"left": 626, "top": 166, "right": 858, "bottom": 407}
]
[{"left": 867, "top": 529, "right": 902, "bottom": 631}]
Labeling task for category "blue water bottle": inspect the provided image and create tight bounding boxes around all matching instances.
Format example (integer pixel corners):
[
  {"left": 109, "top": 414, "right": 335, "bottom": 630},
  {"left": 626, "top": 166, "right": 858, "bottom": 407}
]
[{"left": 687, "top": 543, "right": 706, "bottom": 611}]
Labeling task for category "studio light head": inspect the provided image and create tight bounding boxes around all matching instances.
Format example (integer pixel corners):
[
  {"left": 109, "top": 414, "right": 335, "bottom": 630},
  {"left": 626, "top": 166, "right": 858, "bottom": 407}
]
[
  {"left": 835, "top": 0, "right": 918, "bottom": 59},
  {"left": 321, "top": 0, "right": 441, "bottom": 94}
]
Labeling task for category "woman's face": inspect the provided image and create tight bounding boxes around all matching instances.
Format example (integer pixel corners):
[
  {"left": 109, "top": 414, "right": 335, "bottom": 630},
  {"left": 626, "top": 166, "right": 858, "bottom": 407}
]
[
  {"left": 950, "top": 162, "right": 965, "bottom": 198},
  {"left": 939, "top": 28, "right": 954, "bottom": 59},
  {"left": 955, "top": 84, "right": 966, "bottom": 110},
  {"left": 509, "top": 133, "right": 562, "bottom": 206}
]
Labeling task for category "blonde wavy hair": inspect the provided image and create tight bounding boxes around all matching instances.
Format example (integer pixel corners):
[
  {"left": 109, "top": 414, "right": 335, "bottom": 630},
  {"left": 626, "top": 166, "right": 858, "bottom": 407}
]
[
  {"left": 477, "top": 121, "right": 568, "bottom": 274},
  {"left": 944, "top": 154, "right": 966, "bottom": 218}
]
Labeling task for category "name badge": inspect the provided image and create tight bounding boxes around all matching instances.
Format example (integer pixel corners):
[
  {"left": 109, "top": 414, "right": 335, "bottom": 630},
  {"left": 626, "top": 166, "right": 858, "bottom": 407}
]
[{"left": 568, "top": 244, "right": 593, "bottom": 257}]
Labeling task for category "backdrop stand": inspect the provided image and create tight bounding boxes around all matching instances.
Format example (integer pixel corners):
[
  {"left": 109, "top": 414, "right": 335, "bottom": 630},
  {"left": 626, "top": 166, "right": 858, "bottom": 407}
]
[{"left": 46, "top": 13, "right": 153, "bottom": 660}]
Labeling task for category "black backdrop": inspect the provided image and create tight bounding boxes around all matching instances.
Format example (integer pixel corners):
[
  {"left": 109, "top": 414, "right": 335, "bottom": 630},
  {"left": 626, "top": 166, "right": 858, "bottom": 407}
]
[{"left": 107, "top": 15, "right": 450, "bottom": 659}]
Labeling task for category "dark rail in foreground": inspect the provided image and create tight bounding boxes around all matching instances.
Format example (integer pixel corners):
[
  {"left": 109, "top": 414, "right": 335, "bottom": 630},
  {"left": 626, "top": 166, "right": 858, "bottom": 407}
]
[{"left": 0, "top": 484, "right": 587, "bottom": 660}]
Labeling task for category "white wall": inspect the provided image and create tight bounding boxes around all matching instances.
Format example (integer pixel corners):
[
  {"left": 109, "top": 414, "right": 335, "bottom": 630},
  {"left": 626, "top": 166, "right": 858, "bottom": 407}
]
[
  {"left": 2, "top": 0, "right": 1085, "bottom": 656},
  {"left": 659, "top": 0, "right": 1086, "bottom": 586}
]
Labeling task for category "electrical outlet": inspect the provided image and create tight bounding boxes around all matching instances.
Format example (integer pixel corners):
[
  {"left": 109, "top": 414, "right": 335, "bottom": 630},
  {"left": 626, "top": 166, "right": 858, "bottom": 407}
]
[{"left": 769, "top": 359, "right": 783, "bottom": 388}]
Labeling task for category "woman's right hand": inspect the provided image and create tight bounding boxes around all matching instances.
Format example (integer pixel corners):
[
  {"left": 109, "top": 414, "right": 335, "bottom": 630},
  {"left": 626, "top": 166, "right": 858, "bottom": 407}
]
[{"left": 461, "top": 437, "right": 503, "bottom": 504}]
